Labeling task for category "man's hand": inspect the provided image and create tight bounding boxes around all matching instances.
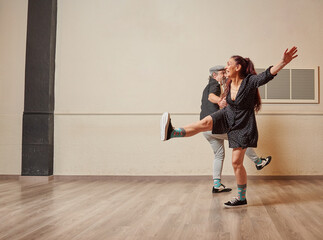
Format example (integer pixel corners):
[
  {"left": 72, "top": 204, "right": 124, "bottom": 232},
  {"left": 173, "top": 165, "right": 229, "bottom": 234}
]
[{"left": 218, "top": 98, "right": 227, "bottom": 109}]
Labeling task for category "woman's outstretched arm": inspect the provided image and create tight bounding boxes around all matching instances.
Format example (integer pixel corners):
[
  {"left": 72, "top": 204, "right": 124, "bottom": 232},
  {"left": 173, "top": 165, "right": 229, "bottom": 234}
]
[
  {"left": 249, "top": 46, "right": 299, "bottom": 88},
  {"left": 270, "top": 46, "right": 298, "bottom": 75}
]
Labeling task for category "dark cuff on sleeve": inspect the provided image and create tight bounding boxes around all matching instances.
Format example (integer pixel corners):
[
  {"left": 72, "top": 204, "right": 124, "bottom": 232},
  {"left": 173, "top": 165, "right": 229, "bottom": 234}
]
[{"left": 267, "top": 65, "right": 277, "bottom": 77}]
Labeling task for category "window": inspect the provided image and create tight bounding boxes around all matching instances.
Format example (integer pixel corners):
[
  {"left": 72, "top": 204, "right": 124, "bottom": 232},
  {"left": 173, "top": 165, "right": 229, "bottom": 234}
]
[{"left": 256, "top": 67, "right": 319, "bottom": 103}]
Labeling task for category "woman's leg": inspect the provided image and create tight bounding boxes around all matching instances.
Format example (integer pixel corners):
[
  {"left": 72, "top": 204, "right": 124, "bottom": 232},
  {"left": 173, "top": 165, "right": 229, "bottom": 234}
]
[
  {"left": 224, "top": 147, "right": 248, "bottom": 208},
  {"left": 232, "top": 147, "right": 247, "bottom": 185},
  {"left": 182, "top": 116, "right": 213, "bottom": 137},
  {"left": 161, "top": 112, "right": 213, "bottom": 140}
]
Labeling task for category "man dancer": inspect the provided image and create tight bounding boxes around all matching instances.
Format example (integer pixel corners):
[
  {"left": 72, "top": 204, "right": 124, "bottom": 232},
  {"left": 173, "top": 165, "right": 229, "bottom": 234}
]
[{"left": 200, "top": 66, "right": 271, "bottom": 193}]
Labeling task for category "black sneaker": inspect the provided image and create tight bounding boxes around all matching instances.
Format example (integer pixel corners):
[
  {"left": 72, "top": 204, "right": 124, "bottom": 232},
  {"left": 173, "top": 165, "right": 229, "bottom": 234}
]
[
  {"left": 256, "top": 156, "right": 272, "bottom": 170},
  {"left": 224, "top": 197, "right": 247, "bottom": 208},
  {"left": 212, "top": 184, "right": 232, "bottom": 193},
  {"left": 160, "top": 112, "right": 174, "bottom": 141}
]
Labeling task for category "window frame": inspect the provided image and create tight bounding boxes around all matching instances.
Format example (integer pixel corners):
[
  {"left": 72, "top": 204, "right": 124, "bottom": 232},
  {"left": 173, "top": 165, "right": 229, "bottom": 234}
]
[{"left": 257, "top": 66, "right": 320, "bottom": 104}]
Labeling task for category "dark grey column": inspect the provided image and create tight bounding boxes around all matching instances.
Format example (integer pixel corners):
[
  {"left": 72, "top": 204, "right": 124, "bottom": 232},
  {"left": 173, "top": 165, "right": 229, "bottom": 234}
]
[{"left": 22, "top": 0, "right": 57, "bottom": 176}]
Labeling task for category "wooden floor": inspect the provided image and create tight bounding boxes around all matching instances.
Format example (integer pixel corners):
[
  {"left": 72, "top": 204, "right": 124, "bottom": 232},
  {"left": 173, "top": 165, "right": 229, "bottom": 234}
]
[{"left": 0, "top": 177, "right": 322, "bottom": 240}]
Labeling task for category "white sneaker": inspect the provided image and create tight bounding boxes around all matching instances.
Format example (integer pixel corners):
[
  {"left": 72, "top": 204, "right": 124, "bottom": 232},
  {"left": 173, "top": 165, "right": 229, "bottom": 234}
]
[{"left": 160, "top": 112, "right": 171, "bottom": 141}]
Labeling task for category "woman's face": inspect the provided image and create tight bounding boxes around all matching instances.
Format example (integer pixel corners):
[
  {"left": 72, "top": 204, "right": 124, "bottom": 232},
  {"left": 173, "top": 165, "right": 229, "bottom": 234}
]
[{"left": 225, "top": 58, "right": 239, "bottom": 79}]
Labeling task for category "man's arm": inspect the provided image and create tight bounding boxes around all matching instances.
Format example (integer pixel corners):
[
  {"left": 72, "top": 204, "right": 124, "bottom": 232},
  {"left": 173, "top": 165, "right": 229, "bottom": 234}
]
[{"left": 208, "top": 93, "right": 221, "bottom": 104}]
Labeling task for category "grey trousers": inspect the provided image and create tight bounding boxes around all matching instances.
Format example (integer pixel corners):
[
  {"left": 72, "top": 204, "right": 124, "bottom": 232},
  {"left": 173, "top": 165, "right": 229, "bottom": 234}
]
[{"left": 203, "top": 131, "right": 259, "bottom": 180}]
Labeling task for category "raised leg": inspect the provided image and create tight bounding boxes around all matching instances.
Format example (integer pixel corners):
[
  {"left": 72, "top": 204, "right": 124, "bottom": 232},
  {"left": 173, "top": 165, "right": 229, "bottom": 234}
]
[{"left": 161, "top": 112, "right": 213, "bottom": 141}]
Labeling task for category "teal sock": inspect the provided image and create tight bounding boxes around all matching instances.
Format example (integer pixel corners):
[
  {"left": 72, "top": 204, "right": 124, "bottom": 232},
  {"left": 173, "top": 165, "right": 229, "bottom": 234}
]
[
  {"left": 213, "top": 179, "right": 221, "bottom": 188},
  {"left": 237, "top": 184, "right": 247, "bottom": 200},
  {"left": 170, "top": 128, "right": 186, "bottom": 138},
  {"left": 255, "top": 158, "right": 262, "bottom": 165}
]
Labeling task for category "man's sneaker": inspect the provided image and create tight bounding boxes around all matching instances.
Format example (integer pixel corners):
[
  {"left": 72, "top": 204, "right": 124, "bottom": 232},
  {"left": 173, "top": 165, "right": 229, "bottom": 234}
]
[
  {"left": 224, "top": 197, "right": 247, "bottom": 208},
  {"left": 160, "top": 112, "right": 174, "bottom": 141},
  {"left": 212, "top": 184, "right": 232, "bottom": 193},
  {"left": 256, "top": 156, "right": 272, "bottom": 170}
]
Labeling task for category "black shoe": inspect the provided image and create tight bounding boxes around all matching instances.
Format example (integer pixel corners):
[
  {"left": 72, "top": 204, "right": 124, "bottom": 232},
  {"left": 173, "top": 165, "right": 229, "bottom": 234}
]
[
  {"left": 212, "top": 184, "right": 232, "bottom": 193},
  {"left": 256, "top": 156, "right": 272, "bottom": 170},
  {"left": 160, "top": 112, "right": 174, "bottom": 141},
  {"left": 224, "top": 197, "right": 247, "bottom": 208}
]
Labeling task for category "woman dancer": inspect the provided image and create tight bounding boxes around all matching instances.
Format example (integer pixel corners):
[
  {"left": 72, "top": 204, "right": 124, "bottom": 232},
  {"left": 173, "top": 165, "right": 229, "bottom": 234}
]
[{"left": 160, "top": 47, "right": 298, "bottom": 208}]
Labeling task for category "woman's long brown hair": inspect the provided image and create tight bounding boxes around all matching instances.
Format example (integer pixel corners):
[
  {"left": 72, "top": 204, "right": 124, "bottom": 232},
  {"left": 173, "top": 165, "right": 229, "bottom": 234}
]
[{"left": 223, "top": 55, "right": 262, "bottom": 112}]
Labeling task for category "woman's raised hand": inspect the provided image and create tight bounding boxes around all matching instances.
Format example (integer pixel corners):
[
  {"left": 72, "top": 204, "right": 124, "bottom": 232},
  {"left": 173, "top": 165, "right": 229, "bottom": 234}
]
[
  {"left": 282, "top": 46, "right": 298, "bottom": 64},
  {"left": 270, "top": 46, "right": 298, "bottom": 75}
]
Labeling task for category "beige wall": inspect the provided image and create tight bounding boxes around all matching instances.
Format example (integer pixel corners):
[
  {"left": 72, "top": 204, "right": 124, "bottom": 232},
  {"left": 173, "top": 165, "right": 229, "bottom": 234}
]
[
  {"left": 54, "top": 114, "right": 323, "bottom": 176},
  {"left": 54, "top": 0, "right": 323, "bottom": 176},
  {"left": 0, "top": 0, "right": 27, "bottom": 174},
  {"left": 55, "top": 0, "right": 323, "bottom": 114}
]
